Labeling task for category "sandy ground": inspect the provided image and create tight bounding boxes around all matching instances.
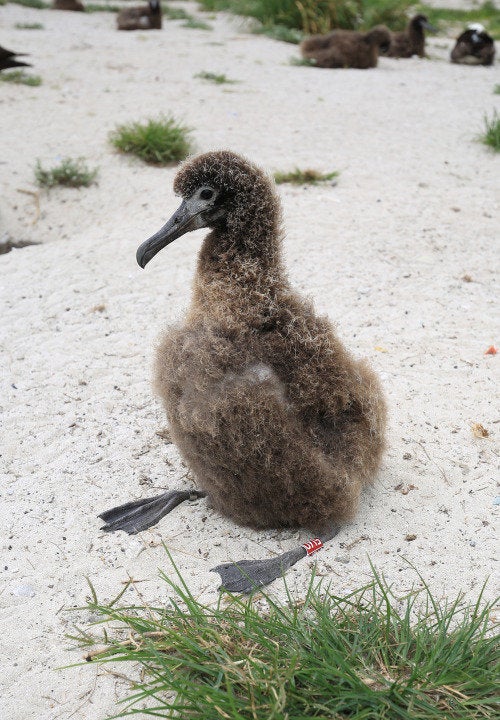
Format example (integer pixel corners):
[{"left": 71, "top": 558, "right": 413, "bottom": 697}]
[{"left": 0, "top": 2, "right": 499, "bottom": 718}]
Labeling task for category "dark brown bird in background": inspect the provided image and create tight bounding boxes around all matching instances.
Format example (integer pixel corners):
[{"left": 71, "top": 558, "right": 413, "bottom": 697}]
[
  {"left": 385, "top": 14, "right": 436, "bottom": 58},
  {"left": 52, "top": 0, "right": 85, "bottom": 11},
  {"left": 117, "top": 0, "right": 162, "bottom": 31},
  {"left": 300, "top": 25, "right": 391, "bottom": 69},
  {"left": 0, "top": 44, "right": 31, "bottom": 71},
  {"left": 451, "top": 24, "right": 495, "bottom": 66},
  {"left": 100, "top": 151, "right": 387, "bottom": 593}
]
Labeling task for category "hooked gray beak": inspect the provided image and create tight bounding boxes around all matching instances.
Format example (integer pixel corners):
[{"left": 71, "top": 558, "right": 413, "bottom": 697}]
[
  {"left": 136, "top": 198, "right": 206, "bottom": 269},
  {"left": 422, "top": 20, "right": 437, "bottom": 32}
]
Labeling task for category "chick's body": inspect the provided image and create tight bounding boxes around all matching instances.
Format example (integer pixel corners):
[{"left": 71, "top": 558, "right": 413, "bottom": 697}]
[{"left": 152, "top": 153, "right": 386, "bottom": 532}]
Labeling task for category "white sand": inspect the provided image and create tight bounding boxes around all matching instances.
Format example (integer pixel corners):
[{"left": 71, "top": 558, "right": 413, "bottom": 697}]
[{"left": 1, "top": 3, "right": 498, "bottom": 718}]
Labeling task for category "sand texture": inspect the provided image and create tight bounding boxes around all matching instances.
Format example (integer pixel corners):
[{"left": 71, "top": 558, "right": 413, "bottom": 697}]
[{"left": 1, "top": 2, "right": 499, "bottom": 718}]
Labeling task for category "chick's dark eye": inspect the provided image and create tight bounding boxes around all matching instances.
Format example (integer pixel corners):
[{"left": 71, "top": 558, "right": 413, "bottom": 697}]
[{"left": 200, "top": 189, "right": 214, "bottom": 200}]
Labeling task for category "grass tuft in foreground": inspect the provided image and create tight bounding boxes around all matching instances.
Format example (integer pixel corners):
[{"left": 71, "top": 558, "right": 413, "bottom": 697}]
[
  {"left": 480, "top": 111, "right": 500, "bottom": 152},
  {"left": 194, "top": 70, "right": 237, "bottom": 84},
  {"left": 275, "top": 168, "right": 339, "bottom": 184},
  {"left": 73, "top": 560, "right": 498, "bottom": 719},
  {"left": 0, "top": 70, "right": 42, "bottom": 86},
  {"left": 109, "top": 116, "right": 193, "bottom": 165},
  {"left": 35, "top": 158, "right": 98, "bottom": 188}
]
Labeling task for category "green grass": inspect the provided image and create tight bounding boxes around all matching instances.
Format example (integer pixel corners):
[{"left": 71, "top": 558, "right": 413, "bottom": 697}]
[
  {"left": 84, "top": 3, "right": 121, "bottom": 12},
  {"left": 480, "top": 111, "right": 500, "bottom": 152},
  {"left": 182, "top": 17, "right": 212, "bottom": 29},
  {"left": 162, "top": 4, "right": 191, "bottom": 20},
  {"left": 73, "top": 560, "right": 498, "bottom": 719},
  {"left": 197, "top": 0, "right": 414, "bottom": 37},
  {"left": 253, "top": 22, "right": 304, "bottom": 43},
  {"left": 274, "top": 168, "right": 339, "bottom": 184},
  {"left": 0, "top": 70, "right": 42, "bottom": 86},
  {"left": 7, "top": 0, "right": 49, "bottom": 8},
  {"left": 194, "top": 70, "right": 237, "bottom": 84},
  {"left": 34, "top": 158, "right": 98, "bottom": 188},
  {"left": 494, "top": 84, "right": 500, "bottom": 95},
  {"left": 14, "top": 21, "right": 45, "bottom": 28},
  {"left": 419, "top": 2, "right": 500, "bottom": 40},
  {"left": 161, "top": 5, "right": 212, "bottom": 28},
  {"left": 110, "top": 116, "right": 193, "bottom": 165}
]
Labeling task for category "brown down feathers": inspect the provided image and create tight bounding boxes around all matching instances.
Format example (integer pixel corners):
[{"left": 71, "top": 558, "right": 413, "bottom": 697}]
[
  {"left": 301, "top": 26, "right": 391, "bottom": 69},
  {"left": 153, "top": 151, "right": 387, "bottom": 532}
]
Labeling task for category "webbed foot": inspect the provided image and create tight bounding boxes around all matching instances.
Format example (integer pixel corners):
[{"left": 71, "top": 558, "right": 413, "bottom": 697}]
[
  {"left": 211, "top": 526, "right": 340, "bottom": 594},
  {"left": 99, "top": 490, "right": 206, "bottom": 535}
]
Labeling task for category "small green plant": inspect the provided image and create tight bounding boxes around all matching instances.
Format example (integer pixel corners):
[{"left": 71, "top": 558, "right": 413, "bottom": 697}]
[
  {"left": 494, "top": 84, "right": 500, "bottom": 95},
  {"left": 419, "top": 2, "right": 500, "bottom": 39},
  {"left": 14, "top": 22, "right": 44, "bottom": 28},
  {"left": 253, "top": 22, "right": 303, "bottom": 43},
  {"left": 0, "top": 70, "right": 42, "bottom": 86},
  {"left": 84, "top": 3, "right": 121, "bottom": 12},
  {"left": 8, "top": 0, "right": 49, "bottom": 8},
  {"left": 182, "top": 17, "right": 212, "bottom": 30},
  {"left": 194, "top": 70, "right": 237, "bottom": 84},
  {"left": 480, "top": 111, "right": 500, "bottom": 152},
  {"left": 73, "top": 559, "right": 498, "bottom": 720},
  {"left": 197, "top": 0, "right": 414, "bottom": 35},
  {"left": 161, "top": 5, "right": 191, "bottom": 21},
  {"left": 34, "top": 158, "right": 98, "bottom": 188},
  {"left": 274, "top": 168, "right": 339, "bottom": 185},
  {"left": 110, "top": 116, "right": 193, "bottom": 165}
]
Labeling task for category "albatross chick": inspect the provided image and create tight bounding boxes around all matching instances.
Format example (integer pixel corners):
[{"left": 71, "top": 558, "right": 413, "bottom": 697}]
[
  {"left": 116, "top": 0, "right": 162, "bottom": 31},
  {"left": 100, "top": 150, "right": 387, "bottom": 592},
  {"left": 300, "top": 26, "right": 391, "bottom": 69},
  {"left": 450, "top": 24, "right": 495, "bottom": 66},
  {"left": 385, "top": 14, "right": 437, "bottom": 58}
]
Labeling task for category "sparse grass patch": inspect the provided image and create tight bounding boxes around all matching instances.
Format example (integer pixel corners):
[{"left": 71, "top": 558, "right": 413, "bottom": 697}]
[
  {"left": 161, "top": 4, "right": 211, "bottom": 28},
  {"left": 161, "top": 4, "right": 191, "bottom": 20},
  {"left": 480, "top": 111, "right": 500, "bottom": 152},
  {"left": 275, "top": 168, "right": 339, "bottom": 184},
  {"left": 494, "top": 84, "right": 500, "bottom": 95},
  {"left": 84, "top": 3, "right": 121, "bottom": 12},
  {"left": 419, "top": 2, "right": 500, "bottom": 40},
  {"left": 74, "top": 561, "right": 498, "bottom": 720},
  {"left": 197, "top": 0, "right": 414, "bottom": 35},
  {"left": 34, "top": 158, "right": 98, "bottom": 188},
  {"left": 15, "top": 21, "right": 45, "bottom": 28},
  {"left": 253, "top": 22, "right": 303, "bottom": 43},
  {"left": 194, "top": 70, "right": 237, "bottom": 84},
  {"left": 8, "top": 0, "right": 49, "bottom": 8},
  {"left": 182, "top": 17, "right": 212, "bottom": 30},
  {"left": 110, "top": 116, "right": 193, "bottom": 165},
  {"left": 0, "top": 70, "right": 42, "bottom": 86}
]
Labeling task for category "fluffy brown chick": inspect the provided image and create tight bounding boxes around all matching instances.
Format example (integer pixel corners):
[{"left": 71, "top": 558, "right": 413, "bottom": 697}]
[
  {"left": 385, "top": 14, "right": 436, "bottom": 58},
  {"left": 117, "top": 0, "right": 162, "bottom": 31},
  {"left": 145, "top": 151, "right": 386, "bottom": 531},
  {"left": 450, "top": 24, "right": 495, "bottom": 66},
  {"left": 301, "top": 25, "right": 391, "bottom": 69},
  {"left": 100, "top": 151, "right": 387, "bottom": 592}
]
